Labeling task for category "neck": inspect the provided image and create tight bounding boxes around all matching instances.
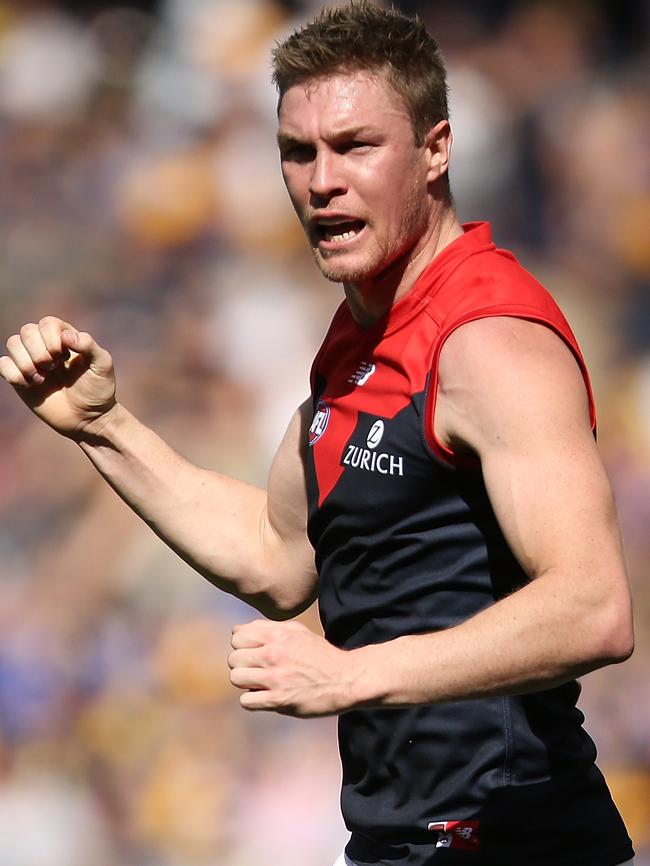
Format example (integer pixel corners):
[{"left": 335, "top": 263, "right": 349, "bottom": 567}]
[{"left": 344, "top": 208, "right": 463, "bottom": 328}]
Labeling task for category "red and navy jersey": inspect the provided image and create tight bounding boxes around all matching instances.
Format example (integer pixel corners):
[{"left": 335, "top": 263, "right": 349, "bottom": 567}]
[{"left": 306, "top": 223, "right": 633, "bottom": 865}]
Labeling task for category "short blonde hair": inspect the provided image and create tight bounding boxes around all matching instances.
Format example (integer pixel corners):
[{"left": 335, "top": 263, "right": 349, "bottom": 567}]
[{"left": 272, "top": 1, "right": 449, "bottom": 147}]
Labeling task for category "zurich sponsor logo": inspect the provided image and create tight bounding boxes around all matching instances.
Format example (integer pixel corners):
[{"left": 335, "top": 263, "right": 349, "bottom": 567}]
[
  {"left": 309, "top": 400, "right": 330, "bottom": 446},
  {"left": 343, "top": 418, "right": 404, "bottom": 476},
  {"left": 366, "top": 420, "right": 384, "bottom": 449}
]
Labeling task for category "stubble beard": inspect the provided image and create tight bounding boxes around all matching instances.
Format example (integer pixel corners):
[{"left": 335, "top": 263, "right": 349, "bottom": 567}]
[
  {"left": 310, "top": 240, "right": 379, "bottom": 285},
  {"left": 308, "top": 191, "right": 430, "bottom": 287}
]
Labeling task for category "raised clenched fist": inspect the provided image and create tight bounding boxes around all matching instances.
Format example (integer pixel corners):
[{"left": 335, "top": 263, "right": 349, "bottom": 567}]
[{"left": 0, "top": 316, "right": 117, "bottom": 438}]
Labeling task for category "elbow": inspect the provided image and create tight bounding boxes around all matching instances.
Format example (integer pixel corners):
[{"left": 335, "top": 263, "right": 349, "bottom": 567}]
[
  {"left": 240, "top": 581, "right": 316, "bottom": 622},
  {"left": 265, "top": 603, "right": 310, "bottom": 622},
  {"left": 585, "top": 602, "right": 634, "bottom": 667},
  {"left": 254, "top": 601, "right": 314, "bottom": 622},
  {"left": 604, "top": 627, "right": 634, "bottom": 665},
  {"left": 262, "top": 592, "right": 316, "bottom": 621},
  {"left": 598, "top": 633, "right": 634, "bottom": 666}
]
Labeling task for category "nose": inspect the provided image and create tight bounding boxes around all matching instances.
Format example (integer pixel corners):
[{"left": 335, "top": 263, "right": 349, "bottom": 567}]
[{"left": 309, "top": 149, "right": 347, "bottom": 202}]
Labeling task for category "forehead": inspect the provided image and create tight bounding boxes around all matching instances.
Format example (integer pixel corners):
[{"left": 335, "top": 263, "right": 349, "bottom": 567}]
[{"left": 278, "top": 70, "right": 411, "bottom": 138}]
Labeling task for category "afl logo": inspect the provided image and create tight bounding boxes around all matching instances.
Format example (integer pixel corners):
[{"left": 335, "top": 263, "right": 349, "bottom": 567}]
[
  {"left": 366, "top": 419, "right": 385, "bottom": 449},
  {"left": 309, "top": 400, "right": 330, "bottom": 446}
]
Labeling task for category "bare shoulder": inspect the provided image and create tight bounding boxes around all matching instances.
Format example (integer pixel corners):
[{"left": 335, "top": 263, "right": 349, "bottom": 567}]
[
  {"left": 267, "top": 398, "right": 312, "bottom": 539},
  {"left": 435, "top": 316, "right": 592, "bottom": 458},
  {"left": 439, "top": 316, "right": 586, "bottom": 390}
]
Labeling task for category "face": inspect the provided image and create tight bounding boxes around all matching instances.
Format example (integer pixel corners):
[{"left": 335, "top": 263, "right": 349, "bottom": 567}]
[{"left": 277, "top": 70, "right": 436, "bottom": 288}]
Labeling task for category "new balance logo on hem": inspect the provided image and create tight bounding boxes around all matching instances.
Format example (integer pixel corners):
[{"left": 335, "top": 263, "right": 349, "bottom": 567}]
[
  {"left": 348, "top": 362, "right": 376, "bottom": 386},
  {"left": 427, "top": 820, "right": 480, "bottom": 852}
]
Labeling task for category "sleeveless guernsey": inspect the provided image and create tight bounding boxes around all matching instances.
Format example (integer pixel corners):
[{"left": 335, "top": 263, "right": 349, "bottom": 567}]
[{"left": 306, "top": 223, "right": 633, "bottom": 865}]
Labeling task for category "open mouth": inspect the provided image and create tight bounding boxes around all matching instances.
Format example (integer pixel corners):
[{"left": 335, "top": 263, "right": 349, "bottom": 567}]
[{"left": 314, "top": 218, "right": 366, "bottom": 245}]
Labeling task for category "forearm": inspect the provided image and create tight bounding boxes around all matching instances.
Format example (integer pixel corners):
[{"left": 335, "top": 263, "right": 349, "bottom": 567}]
[
  {"left": 76, "top": 403, "right": 300, "bottom": 617},
  {"left": 349, "top": 568, "right": 634, "bottom": 709}
]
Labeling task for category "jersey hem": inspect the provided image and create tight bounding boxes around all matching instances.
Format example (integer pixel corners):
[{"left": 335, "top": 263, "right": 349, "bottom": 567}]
[{"left": 345, "top": 834, "right": 634, "bottom": 866}]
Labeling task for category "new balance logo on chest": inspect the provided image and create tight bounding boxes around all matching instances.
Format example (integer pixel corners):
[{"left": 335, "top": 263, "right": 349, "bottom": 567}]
[{"left": 348, "top": 361, "right": 376, "bottom": 386}]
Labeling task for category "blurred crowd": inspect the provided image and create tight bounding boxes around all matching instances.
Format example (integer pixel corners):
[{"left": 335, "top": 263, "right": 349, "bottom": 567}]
[{"left": 0, "top": 0, "right": 649, "bottom": 863}]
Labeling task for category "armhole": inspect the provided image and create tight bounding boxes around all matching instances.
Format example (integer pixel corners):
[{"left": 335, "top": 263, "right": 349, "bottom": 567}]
[
  {"left": 309, "top": 302, "right": 348, "bottom": 399},
  {"left": 424, "top": 309, "right": 598, "bottom": 468}
]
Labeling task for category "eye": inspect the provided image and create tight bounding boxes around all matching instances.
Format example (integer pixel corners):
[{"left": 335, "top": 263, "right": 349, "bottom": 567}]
[
  {"left": 281, "top": 143, "right": 316, "bottom": 163},
  {"left": 338, "top": 140, "right": 372, "bottom": 154}
]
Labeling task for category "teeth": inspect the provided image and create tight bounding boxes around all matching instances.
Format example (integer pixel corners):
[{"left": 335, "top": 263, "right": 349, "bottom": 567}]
[{"left": 325, "top": 229, "right": 358, "bottom": 242}]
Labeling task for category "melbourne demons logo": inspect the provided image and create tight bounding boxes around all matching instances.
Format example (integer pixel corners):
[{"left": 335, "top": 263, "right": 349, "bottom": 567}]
[{"left": 309, "top": 400, "right": 330, "bottom": 446}]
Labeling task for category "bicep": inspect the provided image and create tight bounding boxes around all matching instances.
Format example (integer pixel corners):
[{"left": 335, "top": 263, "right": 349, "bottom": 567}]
[
  {"left": 439, "top": 318, "right": 627, "bottom": 587},
  {"left": 478, "top": 364, "right": 632, "bottom": 659},
  {"left": 481, "top": 414, "right": 622, "bottom": 586}
]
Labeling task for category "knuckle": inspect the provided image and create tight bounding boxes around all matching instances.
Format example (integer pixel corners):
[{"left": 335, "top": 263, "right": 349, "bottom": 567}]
[
  {"left": 6, "top": 334, "right": 20, "bottom": 351},
  {"left": 38, "top": 315, "right": 58, "bottom": 328},
  {"left": 0, "top": 358, "right": 25, "bottom": 386},
  {"left": 19, "top": 322, "right": 37, "bottom": 339},
  {"left": 33, "top": 348, "right": 52, "bottom": 364}
]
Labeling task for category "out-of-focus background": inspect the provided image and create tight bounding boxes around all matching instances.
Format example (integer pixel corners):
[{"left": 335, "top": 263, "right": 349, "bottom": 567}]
[{"left": 0, "top": 0, "right": 648, "bottom": 863}]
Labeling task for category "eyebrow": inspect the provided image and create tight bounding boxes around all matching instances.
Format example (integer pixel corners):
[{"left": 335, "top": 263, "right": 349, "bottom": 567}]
[
  {"left": 277, "top": 125, "right": 380, "bottom": 148},
  {"left": 277, "top": 133, "right": 306, "bottom": 149}
]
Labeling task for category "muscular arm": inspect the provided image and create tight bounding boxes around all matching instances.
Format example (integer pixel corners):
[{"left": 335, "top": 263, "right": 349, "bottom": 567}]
[
  {"left": 229, "top": 317, "right": 634, "bottom": 715},
  {"left": 81, "top": 401, "right": 318, "bottom": 620}
]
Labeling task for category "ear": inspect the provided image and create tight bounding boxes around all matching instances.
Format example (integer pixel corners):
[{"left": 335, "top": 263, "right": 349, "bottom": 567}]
[{"left": 423, "top": 119, "right": 453, "bottom": 184}]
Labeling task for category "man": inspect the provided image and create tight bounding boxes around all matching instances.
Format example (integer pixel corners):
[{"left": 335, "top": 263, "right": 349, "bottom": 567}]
[{"left": 0, "top": 2, "right": 635, "bottom": 865}]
